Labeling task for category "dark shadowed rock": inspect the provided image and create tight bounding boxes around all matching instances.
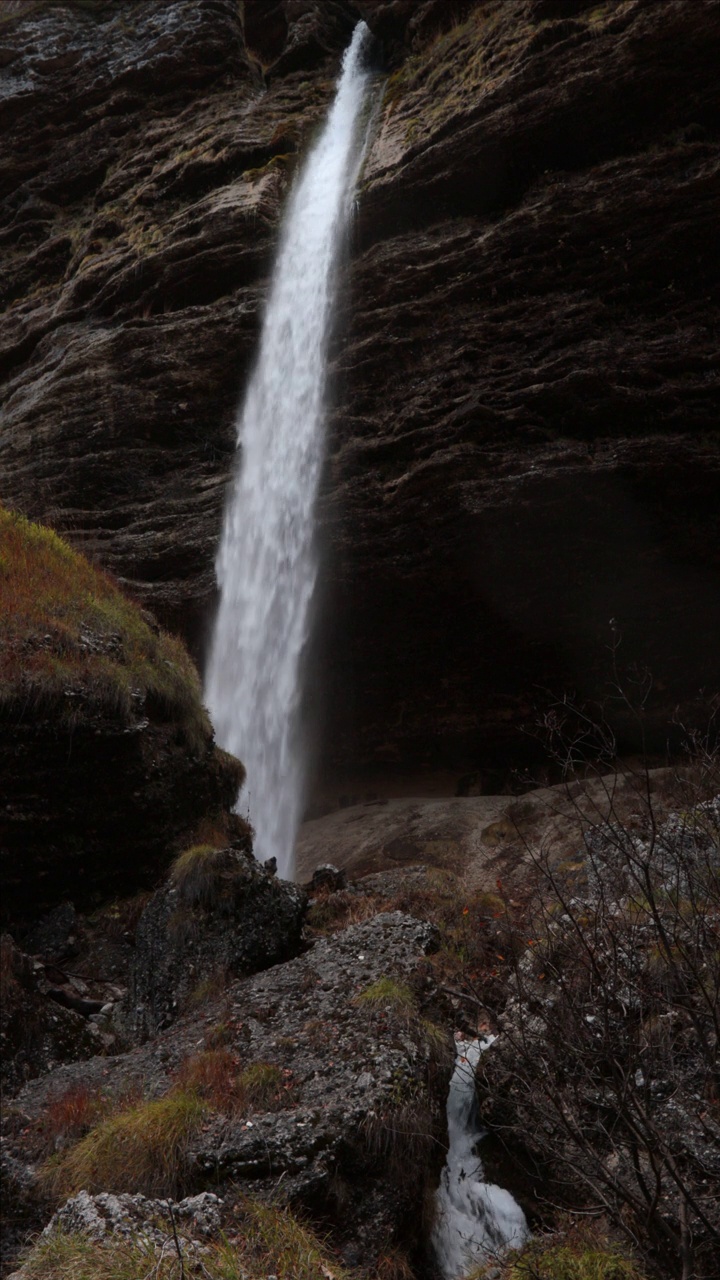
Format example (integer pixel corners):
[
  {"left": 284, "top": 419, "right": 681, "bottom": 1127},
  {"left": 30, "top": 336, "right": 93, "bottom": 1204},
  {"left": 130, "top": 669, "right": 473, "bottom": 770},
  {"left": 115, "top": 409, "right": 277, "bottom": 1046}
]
[
  {"left": 127, "top": 849, "right": 307, "bottom": 1039},
  {"left": 22, "top": 904, "right": 78, "bottom": 965},
  {"left": 0, "top": 1143, "right": 45, "bottom": 1280},
  {"left": 306, "top": 862, "right": 347, "bottom": 893},
  {"left": 0, "top": 935, "right": 100, "bottom": 1097}
]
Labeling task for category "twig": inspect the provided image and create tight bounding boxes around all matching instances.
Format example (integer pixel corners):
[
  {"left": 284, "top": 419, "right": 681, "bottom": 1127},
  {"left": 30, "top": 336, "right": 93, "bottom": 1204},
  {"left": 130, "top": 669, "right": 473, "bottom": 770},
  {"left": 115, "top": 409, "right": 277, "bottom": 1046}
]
[
  {"left": 166, "top": 1201, "right": 185, "bottom": 1279},
  {"left": 440, "top": 985, "right": 486, "bottom": 1009}
]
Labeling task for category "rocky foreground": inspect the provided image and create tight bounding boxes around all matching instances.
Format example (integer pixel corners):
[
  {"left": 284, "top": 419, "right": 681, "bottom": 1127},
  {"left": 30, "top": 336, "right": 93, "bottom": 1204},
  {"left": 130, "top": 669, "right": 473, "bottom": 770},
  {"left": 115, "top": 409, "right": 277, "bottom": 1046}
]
[{"left": 2, "top": 765, "right": 719, "bottom": 1279}]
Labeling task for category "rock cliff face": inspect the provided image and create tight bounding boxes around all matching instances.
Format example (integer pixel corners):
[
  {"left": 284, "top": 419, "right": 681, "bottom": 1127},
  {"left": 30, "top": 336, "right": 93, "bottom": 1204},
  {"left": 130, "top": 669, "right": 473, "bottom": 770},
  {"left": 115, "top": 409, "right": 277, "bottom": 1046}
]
[{"left": 1, "top": 0, "right": 719, "bottom": 796}]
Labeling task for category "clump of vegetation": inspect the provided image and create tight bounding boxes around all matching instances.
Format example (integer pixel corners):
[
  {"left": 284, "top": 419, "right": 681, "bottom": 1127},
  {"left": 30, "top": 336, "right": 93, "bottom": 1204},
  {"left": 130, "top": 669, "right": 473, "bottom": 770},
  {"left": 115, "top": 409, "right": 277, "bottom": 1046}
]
[
  {"left": 375, "top": 1246, "right": 416, "bottom": 1280},
  {"left": 39, "top": 1084, "right": 106, "bottom": 1154},
  {"left": 239, "top": 1061, "right": 285, "bottom": 1109},
  {"left": 475, "top": 1224, "right": 647, "bottom": 1279},
  {"left": 175, "top": 1046, "right": 241, "bottom": 1110},
  {"left": 380, "top": 870, "right": 526, "bottom": 1016},
  {"left": 355, "top": 977, "right": 417, "bottom": 1017},
  {"left": 242, "top": 153, "right": 292, "bottom": 182},
  {"left": 39, "top": 1047, "right": 289, "bottom": 1205},
  {"left": 170, "top": 844, "right": 227, "bottom": 907},
  {"left": 306, "top": 887, "right": 384, "bottom": 934},
  {"left": 306, "top": 870, "right": 525, "bottom": 1032},
  {"left": 204, "top": 1020, "right": 234, "bottom": 1050},
  {"left": 0, "top": 507, "right": 211, "bottom": 751},
  {"left": 185, "top": 968, "right": 231, "bottom": 1008},
  {"left": 15, "top": 1199, "right": 354, "bottom": 1280},
  {"left": 170, "top": 823, "right": 255, "bottom": 912},
  {"left": 14, "top": 1231, "right": 179, "bottom": 1280},
  {"left": 174, "top": 1050, "right": 286, "bottom": 1115},
  {"left": 235, "top": 1195, "right": 352, "bottom": 1280},
  {"left": 178, "top": 1049, "right": 286, "bottom": 1111},
  {"left": 42, "top": 1091, "right": 205, "bottom": 1200}
]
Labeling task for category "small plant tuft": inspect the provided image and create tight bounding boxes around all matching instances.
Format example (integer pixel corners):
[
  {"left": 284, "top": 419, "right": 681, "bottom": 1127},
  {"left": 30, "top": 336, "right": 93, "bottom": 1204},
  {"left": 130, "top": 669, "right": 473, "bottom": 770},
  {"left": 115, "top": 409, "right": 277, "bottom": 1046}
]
[
  {"left": 238, "top": 1062, "right": 284, "bottom": 1110},
  {"left": 40, "top": 1085, "right": 105, "bottom": 1154},
  {"left": 354, "top": 977, "right": 417, "bottom": 1017},
  {"left": 170, "top": 844, "right": 227, "bottom": 907}
]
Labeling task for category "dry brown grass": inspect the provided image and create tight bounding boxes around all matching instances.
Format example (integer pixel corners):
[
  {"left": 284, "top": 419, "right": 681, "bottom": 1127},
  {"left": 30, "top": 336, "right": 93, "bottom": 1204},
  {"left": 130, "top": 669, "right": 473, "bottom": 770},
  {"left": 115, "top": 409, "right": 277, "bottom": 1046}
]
[
  {"left": 39, "top": 1045, "right": 289, "bottom": 1204},
  {"left": 41, "top": 1090, "right": 205, "bottom": 1200},
  {"left": 175, "top": 1050, "right": 288, "bottom": 1115},
  {"left": 305, "top": 887, "right": 386, "bottom": 934},
  {"left": 471, "top": 1222, "right": 647, "bottom": 1279},
  {"left": 308, "top": 869, "right": 529, "bottom": 1030},
  {"left": 174, "top": 1046, "right": 241, "bottom": 1109},
  {"left": 39, "top": 1085, "right": 106, "bottom": 1154},
  {"left": 375, "top": 1246, "right": 416, "bottom": 1280}
]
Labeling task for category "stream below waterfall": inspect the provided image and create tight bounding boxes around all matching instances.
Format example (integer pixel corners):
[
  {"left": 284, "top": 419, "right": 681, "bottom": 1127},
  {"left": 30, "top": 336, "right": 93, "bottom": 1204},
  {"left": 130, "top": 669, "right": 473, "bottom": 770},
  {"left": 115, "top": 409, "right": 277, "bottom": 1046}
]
[
  {"left": 205, "top": 23, "right": 373, "bottom": 877},
  {"left": 433, "top": 1038, "right": 529, "bottom": 1278}
]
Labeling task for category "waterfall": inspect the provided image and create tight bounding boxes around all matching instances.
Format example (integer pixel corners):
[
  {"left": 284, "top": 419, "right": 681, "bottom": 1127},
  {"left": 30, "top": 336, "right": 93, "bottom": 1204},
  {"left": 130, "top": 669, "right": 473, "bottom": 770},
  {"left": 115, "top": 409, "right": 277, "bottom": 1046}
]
[
  {"left": 433, "top": 1039, "right": 529, "bottom": 1278},
  {"left": 205, "top": 24, "right": 372, "bottom": 877}
]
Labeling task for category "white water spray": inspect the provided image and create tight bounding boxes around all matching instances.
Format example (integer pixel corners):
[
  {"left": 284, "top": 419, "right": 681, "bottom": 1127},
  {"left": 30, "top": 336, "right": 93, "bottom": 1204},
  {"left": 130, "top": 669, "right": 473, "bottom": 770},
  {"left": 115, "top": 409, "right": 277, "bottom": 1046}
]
[
  {"left": 433, "top": 1039, "right": 529, "bottom": 1279},
  {"left": 205, "top": 24, "right": 372, "bottom": 876}
]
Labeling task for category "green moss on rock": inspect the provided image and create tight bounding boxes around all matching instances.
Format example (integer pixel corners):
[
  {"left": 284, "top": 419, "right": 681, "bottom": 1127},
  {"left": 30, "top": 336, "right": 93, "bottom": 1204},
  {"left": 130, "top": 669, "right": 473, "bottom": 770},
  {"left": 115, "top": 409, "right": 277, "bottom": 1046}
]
[{"left": 0, "top": 506, "right": 210, "bottom": 750}]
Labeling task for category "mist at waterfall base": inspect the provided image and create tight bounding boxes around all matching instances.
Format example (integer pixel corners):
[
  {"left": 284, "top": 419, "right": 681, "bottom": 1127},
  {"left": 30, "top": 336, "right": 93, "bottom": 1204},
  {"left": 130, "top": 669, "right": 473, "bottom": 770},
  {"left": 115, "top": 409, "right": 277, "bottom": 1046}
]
[
  {"left": 433, "top": 1039, "right": 529, "bottom": 1279},
  {"left": 205, "top": 25, "right": 372, "bottom": 877}
]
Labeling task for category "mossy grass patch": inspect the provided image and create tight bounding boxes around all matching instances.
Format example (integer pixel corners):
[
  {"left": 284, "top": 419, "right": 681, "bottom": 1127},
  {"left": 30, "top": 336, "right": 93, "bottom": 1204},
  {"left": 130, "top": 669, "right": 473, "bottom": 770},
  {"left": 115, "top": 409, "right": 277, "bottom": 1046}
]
[
  {"left": 354, "top": 976, "right": 417, "bottom": 1016},
  {"left": 0, "top": 507, "right": 210, "bottom": 750}
]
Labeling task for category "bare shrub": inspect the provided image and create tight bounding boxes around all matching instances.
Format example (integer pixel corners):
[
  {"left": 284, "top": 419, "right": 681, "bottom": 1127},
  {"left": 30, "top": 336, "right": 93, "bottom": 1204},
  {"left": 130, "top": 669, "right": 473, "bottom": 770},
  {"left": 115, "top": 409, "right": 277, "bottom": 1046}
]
[{"left": 476, "top": 735, "right": 720, "bottom": 1280}]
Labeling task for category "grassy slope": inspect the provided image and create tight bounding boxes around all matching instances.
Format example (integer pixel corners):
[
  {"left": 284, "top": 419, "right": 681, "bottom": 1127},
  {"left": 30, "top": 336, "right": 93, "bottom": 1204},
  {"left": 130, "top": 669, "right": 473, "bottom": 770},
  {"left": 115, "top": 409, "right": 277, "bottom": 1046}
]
[{"left": 0, "top": 507, "right": 211, "bottom": 749}]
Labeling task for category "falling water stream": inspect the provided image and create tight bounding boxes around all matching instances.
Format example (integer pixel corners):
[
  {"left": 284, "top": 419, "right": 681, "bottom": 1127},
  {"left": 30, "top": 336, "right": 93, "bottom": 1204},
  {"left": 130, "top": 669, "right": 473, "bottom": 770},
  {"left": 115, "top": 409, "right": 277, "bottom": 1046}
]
[
  {"left": 433, "top": 1039, "right": 529, "bottom": 1278},
  {"left": 205, "top": 23, "right": 373, "bottom": 876}
]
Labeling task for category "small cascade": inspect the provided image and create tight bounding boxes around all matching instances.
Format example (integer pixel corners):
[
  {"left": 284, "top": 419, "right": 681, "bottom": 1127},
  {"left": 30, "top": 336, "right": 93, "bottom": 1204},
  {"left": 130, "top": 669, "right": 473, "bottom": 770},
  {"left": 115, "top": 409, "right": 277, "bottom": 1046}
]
[
  {"left": 433, "top": 1039, "right": 529, "bottom": 1279},
  {"left": 205, "top": 24, "right": 373, "bottom": 877}
]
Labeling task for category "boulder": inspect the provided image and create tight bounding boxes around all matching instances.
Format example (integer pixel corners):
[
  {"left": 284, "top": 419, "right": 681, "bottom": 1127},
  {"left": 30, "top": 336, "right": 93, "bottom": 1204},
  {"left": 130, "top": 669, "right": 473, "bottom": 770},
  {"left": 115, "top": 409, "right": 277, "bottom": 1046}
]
[
  {"left": 305, "top": 862, "right": 348, "bottom": 893},
  {"left": 7, "top": 1190, "right": 224, "bottom": 1280},
  {"left": 126, "top": 848, "right": 307, "bottom": 1039}
]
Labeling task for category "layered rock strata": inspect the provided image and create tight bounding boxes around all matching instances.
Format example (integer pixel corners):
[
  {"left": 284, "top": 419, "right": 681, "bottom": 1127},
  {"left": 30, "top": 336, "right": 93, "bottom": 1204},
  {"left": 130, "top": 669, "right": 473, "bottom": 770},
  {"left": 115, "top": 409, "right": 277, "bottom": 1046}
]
[{"left": 1, "top": 0, "right": 718, "bottom": 792}]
